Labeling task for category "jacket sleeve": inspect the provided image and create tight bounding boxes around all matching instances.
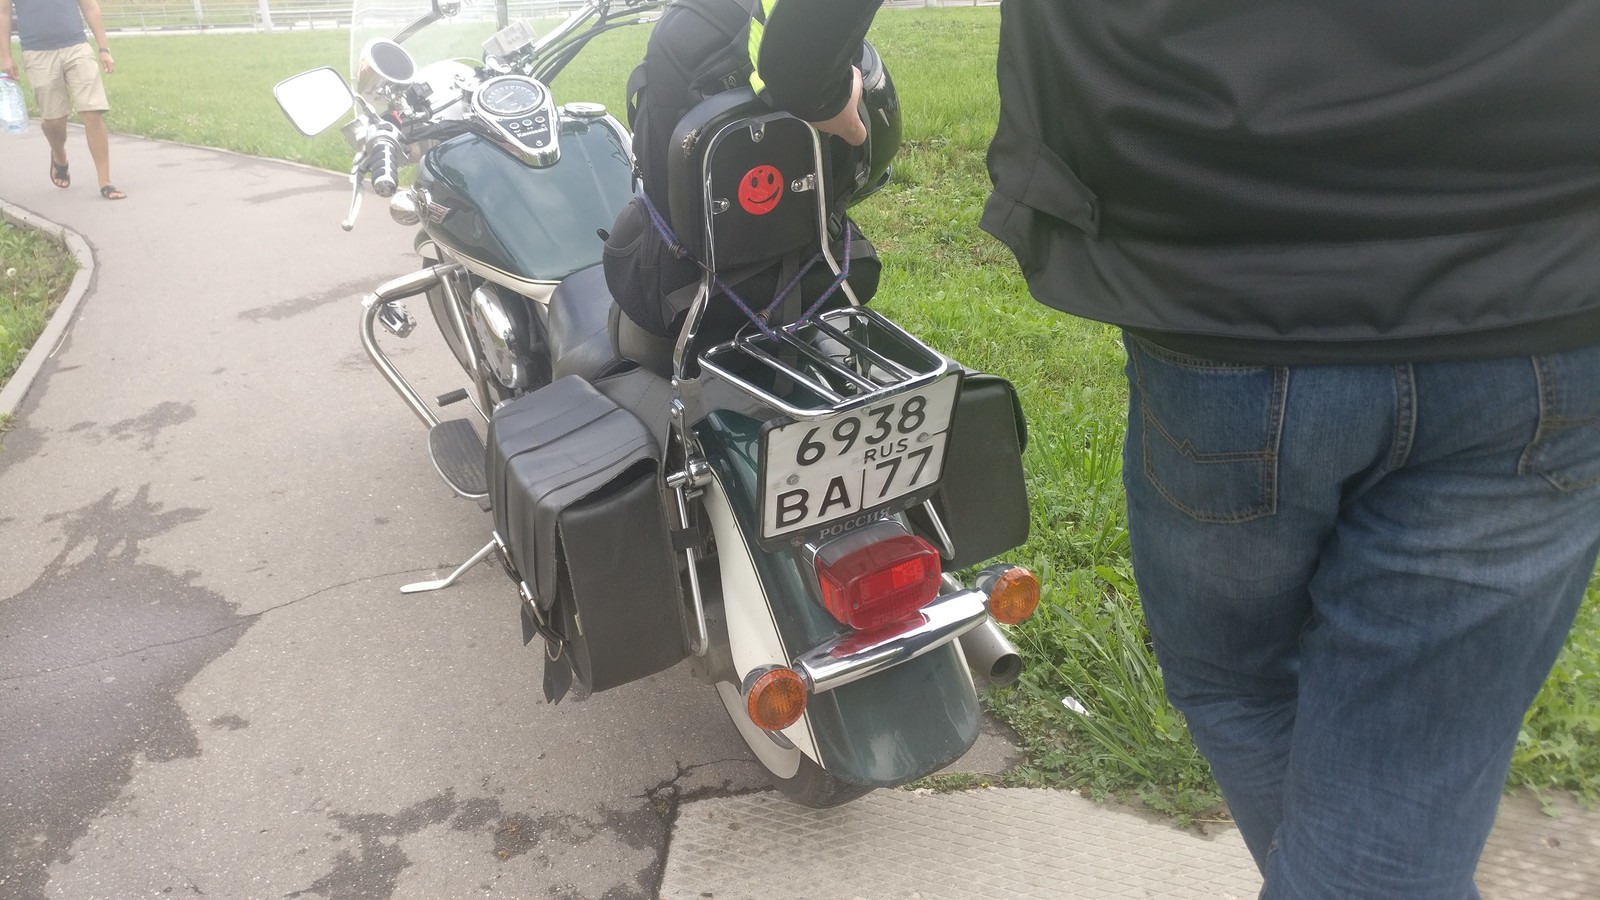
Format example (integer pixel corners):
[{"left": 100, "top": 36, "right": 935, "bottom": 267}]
[{"left": 752, "top": 0, "right": 884, "bottom": 122}]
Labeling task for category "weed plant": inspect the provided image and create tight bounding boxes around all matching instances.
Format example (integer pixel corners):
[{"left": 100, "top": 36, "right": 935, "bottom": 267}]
[
  {"left": 66, "top": 6, "right": 1600, "bottom": 813},
  {"left": 0, "top": 221, "right": 78, "bottom": 390}
]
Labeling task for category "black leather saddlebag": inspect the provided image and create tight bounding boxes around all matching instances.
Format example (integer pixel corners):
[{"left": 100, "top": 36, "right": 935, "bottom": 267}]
[
  {"left": 910, "top": 372, "right": 1031, "bottom": 570},
  {"left": 487, "top": 375, "right": 686, "bottom": 702}
]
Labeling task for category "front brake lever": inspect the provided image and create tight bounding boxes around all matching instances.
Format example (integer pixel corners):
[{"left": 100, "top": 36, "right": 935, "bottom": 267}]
[{"left": 341, "top": 161, "right": 364, "bottom": 232}]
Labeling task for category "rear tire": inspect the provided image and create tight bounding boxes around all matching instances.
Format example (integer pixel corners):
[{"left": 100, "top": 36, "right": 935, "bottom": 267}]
[
  {"left": 714, "top": 682, "right": 873, "bottom": 809},
  {"left": 765, "top": 754, "right": 874, "bottom": 809}
]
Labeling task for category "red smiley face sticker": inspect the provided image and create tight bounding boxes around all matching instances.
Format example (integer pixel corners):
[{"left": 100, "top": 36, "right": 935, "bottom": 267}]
[{"left": 738, "top": 165, "right": 784, "bottom": 215}]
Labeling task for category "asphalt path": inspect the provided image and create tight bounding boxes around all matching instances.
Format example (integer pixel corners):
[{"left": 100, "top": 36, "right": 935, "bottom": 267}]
[{"left": 0, "top": 129, "right": 805, "bottom": 899}]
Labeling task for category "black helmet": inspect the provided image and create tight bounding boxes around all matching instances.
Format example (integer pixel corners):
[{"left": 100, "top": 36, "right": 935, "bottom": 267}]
[{"left": 837, "top": 40, "right": 901, "bottom": 207}]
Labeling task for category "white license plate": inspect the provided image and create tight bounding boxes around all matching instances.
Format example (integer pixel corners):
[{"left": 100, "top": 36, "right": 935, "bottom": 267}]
[{"left": 760, "top": 375, "right": 960, "bottom": 539}]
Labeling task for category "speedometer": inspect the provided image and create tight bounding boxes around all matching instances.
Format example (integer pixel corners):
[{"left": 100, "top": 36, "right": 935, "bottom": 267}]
[
  {"left": 473, "top": 74, "right": 561, "bottom": 167},
  {"left": 478, "top": 78, "right": 544, "bottom": 117}
]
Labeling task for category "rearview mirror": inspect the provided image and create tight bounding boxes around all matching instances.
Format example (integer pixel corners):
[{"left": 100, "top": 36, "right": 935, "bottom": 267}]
[{"left": 274, "top": 68, "right": 354, "bottom": 137}]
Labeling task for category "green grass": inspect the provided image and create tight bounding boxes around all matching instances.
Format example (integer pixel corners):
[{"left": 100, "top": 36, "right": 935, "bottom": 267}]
[
  {"left": 67, "top": 7, "right": 1600, "bottom": 814},
  {"left": 11, "top": 20, "right": 650, "bottom": 171},
  {"left": 1513, "top": 578, "right": 1600, "bottom": 803},
  {"left": 0, "top": 219, "right": 79, "bottom": 392}
]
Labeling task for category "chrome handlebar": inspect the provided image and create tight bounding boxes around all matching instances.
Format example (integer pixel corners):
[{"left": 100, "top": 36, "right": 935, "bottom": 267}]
[
  {"left": 368, "top": 132, "right": 401, "bottom": 197},
  {"left": 336, "top": 0, "right": 666, "bottom": 230},
  {"left": 341, "top": 119, "right": 402, "bottom": 230}
]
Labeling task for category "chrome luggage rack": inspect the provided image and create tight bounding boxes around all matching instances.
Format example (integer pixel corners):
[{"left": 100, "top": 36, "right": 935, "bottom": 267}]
[
  {"left": 668, "top": 305, "right": 962, "bottom": 660},
  {"left": 695, "top": 305, "right": 957, "bottom": 422}
]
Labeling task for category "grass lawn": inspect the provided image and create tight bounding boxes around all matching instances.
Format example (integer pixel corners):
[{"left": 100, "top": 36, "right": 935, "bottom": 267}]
[
  {"left": 0, "top": 220, "right": 78, "bottom": 403},
  {"left": 53, "top": 7, "right": 1600, "bottom": 812}
]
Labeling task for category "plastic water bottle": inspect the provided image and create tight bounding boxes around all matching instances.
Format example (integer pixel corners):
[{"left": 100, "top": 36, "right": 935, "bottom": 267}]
[{"left": 0, "top": 74, "right": 30, "bottom": 135}]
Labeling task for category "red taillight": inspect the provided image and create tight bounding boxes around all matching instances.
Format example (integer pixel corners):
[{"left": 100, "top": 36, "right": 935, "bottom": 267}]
[{"left": 814, "top": 528, "right": 943, "bottom": 630}]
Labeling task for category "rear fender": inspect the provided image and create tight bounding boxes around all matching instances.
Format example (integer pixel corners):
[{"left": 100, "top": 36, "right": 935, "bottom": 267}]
[{"left": 696, "top": 411, "right": 981, "bottom": 787}]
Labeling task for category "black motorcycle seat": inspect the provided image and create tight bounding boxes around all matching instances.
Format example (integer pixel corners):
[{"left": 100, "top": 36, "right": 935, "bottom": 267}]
[
  {"left": 614, "top": 305, "right": 676, "bottom": 379},
  {"left": 548, "top": 264, "right": 628, "bottom": 383},
  {"left": 549, "top": 263, "right": 677, "bottom": 382}
]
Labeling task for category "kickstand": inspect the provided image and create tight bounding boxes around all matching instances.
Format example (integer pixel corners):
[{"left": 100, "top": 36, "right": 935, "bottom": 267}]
[{"left": 401, "top": 538, "right": 500, "bottom": 594}]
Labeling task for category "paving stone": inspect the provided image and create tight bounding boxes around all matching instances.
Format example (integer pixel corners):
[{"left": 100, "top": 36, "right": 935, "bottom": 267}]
[
  {"left": 661, "top": 787, "right": 1600, "bottom": 899},
  {"left": 660, "top": 788, "right": 1258, "bottom": 899}
]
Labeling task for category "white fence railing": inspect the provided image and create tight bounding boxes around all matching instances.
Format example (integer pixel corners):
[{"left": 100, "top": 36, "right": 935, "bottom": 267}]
[
  {"left": 102, "top": 0, "right": 593, "bottom": 34},
  {"left": 100, "top": 0, "right": 985, "bottom": 35},
  {"left": 104, "top": 0, "right": 343, "bottom": 32}
]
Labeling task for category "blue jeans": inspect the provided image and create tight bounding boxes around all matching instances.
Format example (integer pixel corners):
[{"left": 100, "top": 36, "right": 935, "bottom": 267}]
[{"left": 1121, "top": 334, "right": 1600, "bottom": 899}]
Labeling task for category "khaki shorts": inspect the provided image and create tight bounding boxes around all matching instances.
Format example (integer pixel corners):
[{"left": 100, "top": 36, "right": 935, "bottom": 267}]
[{"left": 22, "top": 44, "right": 110, "bottom": 120}]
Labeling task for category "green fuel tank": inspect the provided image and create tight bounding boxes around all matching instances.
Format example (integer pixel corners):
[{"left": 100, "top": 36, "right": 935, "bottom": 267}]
[{"left": 415, "top": 111, "right": 635, "bottom": 287}]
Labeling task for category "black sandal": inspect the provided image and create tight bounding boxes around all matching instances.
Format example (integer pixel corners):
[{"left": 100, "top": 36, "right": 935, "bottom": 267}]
[
  {"left": 51, "top": 160, "right": 70, "bottom": 189},
  {"left": 100, "top": 185, "right": 126, "bottom": 200}
]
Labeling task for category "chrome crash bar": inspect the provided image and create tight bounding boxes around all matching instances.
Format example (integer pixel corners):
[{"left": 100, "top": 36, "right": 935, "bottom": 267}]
[
  {"left": 359, "top": 263, "right": 487, "bottom": 429},
  {"left": 792, "top": 587, "right": 989, "bottom": 695}
]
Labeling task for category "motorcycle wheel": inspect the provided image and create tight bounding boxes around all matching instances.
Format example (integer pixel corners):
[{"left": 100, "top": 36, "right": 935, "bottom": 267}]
[{"left": 714, "top": 682, "right": 873, "bottom": 809}]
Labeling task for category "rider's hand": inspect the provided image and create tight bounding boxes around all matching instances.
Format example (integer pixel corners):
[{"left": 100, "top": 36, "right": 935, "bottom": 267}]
[{"left": 809, "top": 66, "right": 866, "bottom": 147}]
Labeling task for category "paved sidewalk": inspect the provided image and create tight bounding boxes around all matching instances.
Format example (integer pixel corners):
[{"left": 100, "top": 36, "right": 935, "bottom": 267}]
[
  {"left": 4, "top": 129, "right": 1598, "bottom": 900},
  {"left": 659, "top": 787, "right": 1599, "bottom": 899},
  {"left": 662, "top": 789, "right": 1258, "bottom": 900}
]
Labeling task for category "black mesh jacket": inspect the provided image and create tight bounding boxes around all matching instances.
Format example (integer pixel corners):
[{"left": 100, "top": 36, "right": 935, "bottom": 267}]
[{"left": 763, "top": 1, "right": 1600, "bottom": 363}]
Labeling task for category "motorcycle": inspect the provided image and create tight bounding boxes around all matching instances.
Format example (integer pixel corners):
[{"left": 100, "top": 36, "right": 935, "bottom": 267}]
[{"left": 273, "top": 0, "right": 1038, "bottom": 807}]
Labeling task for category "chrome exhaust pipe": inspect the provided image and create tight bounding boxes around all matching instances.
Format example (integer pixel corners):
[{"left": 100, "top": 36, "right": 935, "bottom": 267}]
[{"left": 959, "top": 618, "right": 1023, "bottom": 688}]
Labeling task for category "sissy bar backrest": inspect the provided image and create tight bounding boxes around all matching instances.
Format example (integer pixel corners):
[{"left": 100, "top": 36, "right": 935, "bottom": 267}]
[
  {"left": 661, "top": 91, "right": 948, "bottom": 419},
  {"left": 666, "top": 89, "right": 829, "bottom": 386},
  {"left": 664, "top": 91, "right": 953, "bottom": 431}
]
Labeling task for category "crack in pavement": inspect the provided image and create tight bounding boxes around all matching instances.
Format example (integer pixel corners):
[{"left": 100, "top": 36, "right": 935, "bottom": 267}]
[
  {"left": 1, "top": 565, "right": 466, "bottom": 684},
  {"left": 643, "top": 759, "right": 770, "bottom": 899}
]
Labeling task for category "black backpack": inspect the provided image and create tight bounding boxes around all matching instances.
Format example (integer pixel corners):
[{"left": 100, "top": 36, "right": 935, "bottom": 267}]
[
  {"left": 603, "top": 0, "right": 880, "bottom": 338},
  {"left": 624, "top": 0, "right": 758, "bottom": 208}
]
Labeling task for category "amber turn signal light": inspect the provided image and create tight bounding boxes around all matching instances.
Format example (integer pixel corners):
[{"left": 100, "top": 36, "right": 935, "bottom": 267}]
[
  {"left": 982, "top": 565, "right": 1040, "bottom": 626},
  {"left": 743, "top": 666, "right": 809, "bottom": 732}
]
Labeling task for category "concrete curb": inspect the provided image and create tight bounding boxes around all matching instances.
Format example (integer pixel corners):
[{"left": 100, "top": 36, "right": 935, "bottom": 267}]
[{"left": 0, "top": 198, "right": 96, "bottom": 418}]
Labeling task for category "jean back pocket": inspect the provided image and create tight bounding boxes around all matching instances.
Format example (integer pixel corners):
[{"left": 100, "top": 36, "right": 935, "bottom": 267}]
[
  {"left": 1522, "top": 343, "right": 1600, "bottom": 492},
  {"left": 1127, "top": 335, "right": 1286, "bottom": 523}
]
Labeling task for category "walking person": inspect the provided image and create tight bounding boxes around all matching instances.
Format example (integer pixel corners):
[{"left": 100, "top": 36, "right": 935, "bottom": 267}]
[
  {"left": 1, "top": 0, "right": 126, "bottom": 199},
  {"left": 753, "top": 2, "right": 1600, "bottom": 897}
]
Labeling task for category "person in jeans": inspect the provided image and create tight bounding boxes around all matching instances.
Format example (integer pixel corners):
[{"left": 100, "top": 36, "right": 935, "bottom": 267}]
[
  {"left": 755, "top": 1, "right": 1600, "bottom": 896},
  {"left": 1, "top": 0, "right": 125, "bottom": 199}
]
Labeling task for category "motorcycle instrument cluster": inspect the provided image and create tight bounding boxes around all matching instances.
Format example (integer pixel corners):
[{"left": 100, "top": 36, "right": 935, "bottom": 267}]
[{"left": 473, "top": 75, "right": 561, "bottom": 167}]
